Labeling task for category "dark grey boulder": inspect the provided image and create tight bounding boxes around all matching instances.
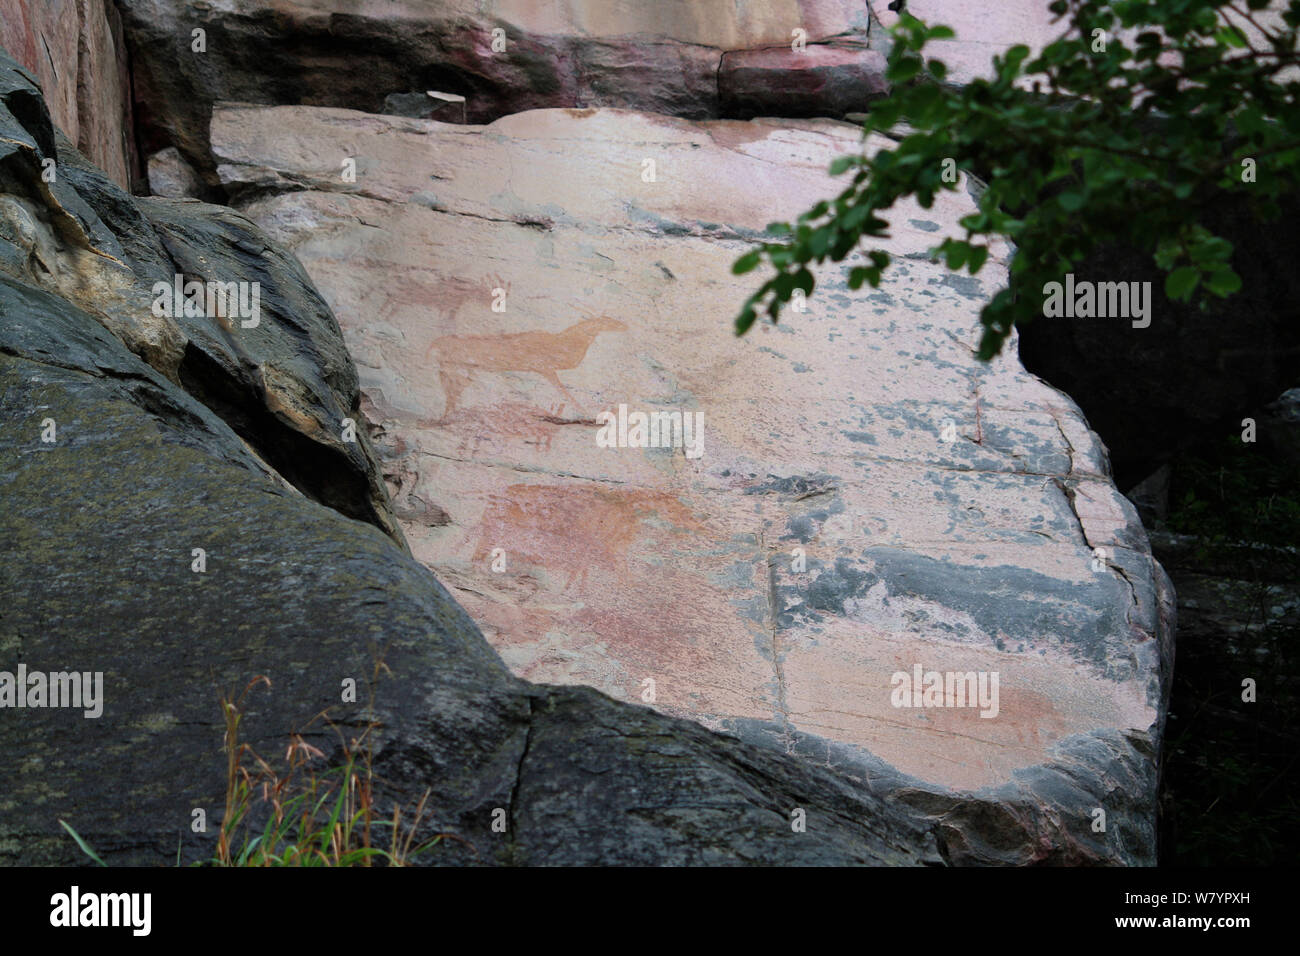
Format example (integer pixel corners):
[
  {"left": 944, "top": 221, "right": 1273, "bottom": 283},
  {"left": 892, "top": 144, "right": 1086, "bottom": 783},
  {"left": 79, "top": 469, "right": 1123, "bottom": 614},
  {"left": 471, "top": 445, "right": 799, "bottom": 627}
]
[{"left": 0, "top": 48, "right": 403, "bottom": 546}]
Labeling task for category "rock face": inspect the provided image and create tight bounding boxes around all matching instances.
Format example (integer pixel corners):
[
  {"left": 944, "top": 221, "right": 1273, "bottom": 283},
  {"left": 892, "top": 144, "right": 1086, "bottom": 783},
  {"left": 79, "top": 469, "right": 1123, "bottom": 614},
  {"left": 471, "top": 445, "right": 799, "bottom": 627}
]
[
  {"left": 116, "top": 0, "right": 881, "bottom": 188},
  {"left": 0, "top": 50, "right": 951, "bottom": 867},
  {"left": 214, "top": 101, "right": 1174, "bottom": 864},
  {"left": 147, "top": 146, "right": 203, "bottom": 198},
  {"left": 3, "top": 0, "right": 1185, "bottom": 865},
  {"left": 0, "top": 0, "right": 134, "bottom": 188},
  {"left": 866, "top": 0, "right": 1060, "bottom": 84},
  {"left": 720, "top": 44, "right": 889, "bottom": 118},
  {"left": 0, "top": 50, "right": 403, "bottom": 544}
]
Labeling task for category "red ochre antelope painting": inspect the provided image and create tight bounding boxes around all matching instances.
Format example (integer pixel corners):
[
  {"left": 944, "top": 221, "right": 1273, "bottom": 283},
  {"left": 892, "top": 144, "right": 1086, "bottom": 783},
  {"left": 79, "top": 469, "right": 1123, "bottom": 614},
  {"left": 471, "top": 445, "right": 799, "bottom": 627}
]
[{"left": 423, "top": 310, "right": 627, "bottom": 422}]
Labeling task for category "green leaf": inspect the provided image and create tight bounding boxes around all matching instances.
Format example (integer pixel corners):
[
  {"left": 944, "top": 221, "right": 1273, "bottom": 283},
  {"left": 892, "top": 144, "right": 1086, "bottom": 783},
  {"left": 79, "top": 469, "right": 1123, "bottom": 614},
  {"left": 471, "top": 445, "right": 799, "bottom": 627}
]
[
  {"left": 888, "top": 57, "right": 923, "bottom": 83},
  {"left": 1216, "top": 26, "right": 1248, "bottom": 48},
  {"left": 967, "top": 245, "right": 989, "bottom": 273},
  {"left": 809, "top": 227, "right": 831, "bottom": 258},
  {"left": 1166, "top": 266, "right": 1200, "bottom": 300},
  {"left": 774, "top": 272, "right": 796, "bottom": 300},
  {"left": 732, "top": 250, "right": 762, "bottom": 275},
  {"left": 1057, "top": 190, "right": 1086, "bottom": 212},
  {"left": 937, "top": 239, "right": 968, "bottom": 270},
  {"left": 829, "top": 155, "right": 857, "bottom": 176},
  {"left": 735, "top": 302, "right": 758, "bottom": 335},
  {"left": 1005, "top": 45, "right": 1030, "bottom": 65},
  {"left": 59, "top": 820, "right": 107, "bottom": 867},
  {"left": 1205, "top": 268, "right": 1242, "bottom": 296}
]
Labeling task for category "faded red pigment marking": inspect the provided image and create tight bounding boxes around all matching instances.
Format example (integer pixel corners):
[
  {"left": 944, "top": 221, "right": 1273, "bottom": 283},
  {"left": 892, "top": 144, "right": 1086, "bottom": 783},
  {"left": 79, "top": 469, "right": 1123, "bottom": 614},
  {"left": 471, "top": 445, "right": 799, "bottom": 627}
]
[
  {"left": 372, "top": 266, "right": 511, "bottom": 330},
  {"left": 416, "top": 399, "right": 577, "bottom": 454},
  {"left": 425, "top": 315, "right": 626, "bottom": 421},
  {"left": 473, "top": 483, "right": 706, "bottom": 593}
]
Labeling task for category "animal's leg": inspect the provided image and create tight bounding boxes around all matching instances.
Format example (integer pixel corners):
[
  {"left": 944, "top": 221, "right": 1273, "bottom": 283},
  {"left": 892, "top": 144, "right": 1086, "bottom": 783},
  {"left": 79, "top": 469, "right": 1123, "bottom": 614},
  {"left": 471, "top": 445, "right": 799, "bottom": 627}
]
[
  {"left": 542, "top": 370, "right": 582, "bottom": 412},
  {"left": 437, "top": 368, "right": 468, "bottom": 423}
]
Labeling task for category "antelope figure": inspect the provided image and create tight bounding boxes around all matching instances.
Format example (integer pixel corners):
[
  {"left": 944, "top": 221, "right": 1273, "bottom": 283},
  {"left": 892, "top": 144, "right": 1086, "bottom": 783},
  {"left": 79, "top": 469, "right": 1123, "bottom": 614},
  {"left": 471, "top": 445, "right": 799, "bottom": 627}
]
[{"left": 424, "top": 312, "right": 627, "bottom": 421}]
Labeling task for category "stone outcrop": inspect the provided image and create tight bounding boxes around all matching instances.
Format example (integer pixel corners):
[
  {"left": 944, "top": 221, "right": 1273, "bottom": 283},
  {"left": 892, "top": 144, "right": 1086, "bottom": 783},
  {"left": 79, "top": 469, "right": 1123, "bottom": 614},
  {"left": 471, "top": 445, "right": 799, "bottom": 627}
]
[
  {"left": 720, "top": 44, "right": 889, "bottom": 118},
  {"left": 1, "top": 48, "right": 955, "bottom": 867},
  {"left": 0, "top": 0, "right": 134, "bottom": 188},
  {"left": 866, "top": 0, "right": 1061, "bottom": 84},
  {"left": 213, "top": 101, "right": 1174, "bottom": 864},
  {"left": 116, "top": 0, "right": 883, "bottom": 189},
  {"left": 1, "top": 0, "right": 1195, "bottom": 866},
  {"left": 0, "top": 49, "right": 402, "bottom": 542},
  {"left": 147, "top": 146, "right": 203, "bottom": 198}
]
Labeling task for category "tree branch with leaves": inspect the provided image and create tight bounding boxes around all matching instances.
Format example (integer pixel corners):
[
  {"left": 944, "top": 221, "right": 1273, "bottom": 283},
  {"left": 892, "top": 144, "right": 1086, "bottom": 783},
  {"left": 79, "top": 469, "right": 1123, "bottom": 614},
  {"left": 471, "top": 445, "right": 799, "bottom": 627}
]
[{"left": 733, "top": 0, "right": 1300, "bottom": 360}]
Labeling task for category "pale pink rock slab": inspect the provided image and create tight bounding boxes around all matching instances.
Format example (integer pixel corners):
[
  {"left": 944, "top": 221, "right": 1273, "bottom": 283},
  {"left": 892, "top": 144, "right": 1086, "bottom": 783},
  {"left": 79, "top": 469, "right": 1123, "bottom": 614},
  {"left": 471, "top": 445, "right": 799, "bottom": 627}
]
[
  {"left": 217, "top": 104, "right": 1171, "bottom": 856},
  {"left": 868, "top": 0, "right": 1297, "bottom": 87}
]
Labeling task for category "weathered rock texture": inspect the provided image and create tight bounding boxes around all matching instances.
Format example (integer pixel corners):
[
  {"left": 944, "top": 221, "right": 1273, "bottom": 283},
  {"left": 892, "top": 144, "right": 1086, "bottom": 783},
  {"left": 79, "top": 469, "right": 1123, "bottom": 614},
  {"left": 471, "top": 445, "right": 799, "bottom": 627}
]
[
  {"left": 215, "top": 101, "right": 1175, "bottom": 864},
  {"left": 116, "top": 0, "right": 883, "bottom": 188},
  {"left": 0, "top": 48, "right": 402, "bottom": 542},
  {"left": 1, "top": 51, "right": 952, "bottom": 867},
  {"left": 866, "top": 0, "right": 1060, "bottom": 84},
  {"left": 147, "top": 145, "right": 203, "bottom": 198},
  {"left": 0, "top": 0, "right": 134, "bottom": 187},
  {"left": 720, "top": 44, "right": 889, "bottom": 118}
]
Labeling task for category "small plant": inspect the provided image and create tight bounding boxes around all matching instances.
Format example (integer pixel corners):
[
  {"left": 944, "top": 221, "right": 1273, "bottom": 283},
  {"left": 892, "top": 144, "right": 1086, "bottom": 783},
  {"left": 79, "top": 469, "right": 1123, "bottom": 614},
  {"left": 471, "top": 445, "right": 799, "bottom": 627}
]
[
  {"left": 58, "top": 819, "right": 106, "bottom": 866},
  {"left": 210, "top": 670, "right": 446, "bottom": 867},
  {"left": 63, "top": 659, "right": 466, "bottom": 867}
]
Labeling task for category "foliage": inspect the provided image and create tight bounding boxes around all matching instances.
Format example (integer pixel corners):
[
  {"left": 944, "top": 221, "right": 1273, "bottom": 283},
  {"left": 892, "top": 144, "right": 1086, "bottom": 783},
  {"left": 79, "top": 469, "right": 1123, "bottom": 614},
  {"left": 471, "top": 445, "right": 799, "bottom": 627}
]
[
  {"left": 734, "top": 0, "right": 1300, "bottom": 359},
  {"left": 208, "top": 673, "right": 445, "bottom": 867},
  {"left": 1167, "top": 434, "right": 1300, "bottom": 551},
  {"left": 63, "top": 664, "right": 464, "bottom": 867}
]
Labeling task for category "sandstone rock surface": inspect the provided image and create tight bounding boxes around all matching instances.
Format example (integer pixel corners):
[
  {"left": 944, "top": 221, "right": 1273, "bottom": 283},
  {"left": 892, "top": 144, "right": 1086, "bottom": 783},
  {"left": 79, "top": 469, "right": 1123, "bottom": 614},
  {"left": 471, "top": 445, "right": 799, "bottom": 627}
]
[
  {"left": 0, "top": 1, "right": 133, "bottom": 187},
  {"left": 215, "top": 101, "right": 1175, "bottom": 864},
  {"left": 721, "top": 44, "right": 889, "bottom": 118},
  {"left": 0, "top": 54, "right": 946, "bottom": 867},
  {"left": 116, "top": 0, "right": 880, "bottom": 186},
  {"left": 867, "top": 0, "right": 1060, "bottom": 84}
]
